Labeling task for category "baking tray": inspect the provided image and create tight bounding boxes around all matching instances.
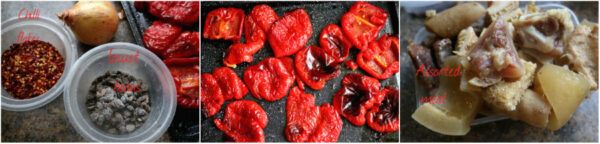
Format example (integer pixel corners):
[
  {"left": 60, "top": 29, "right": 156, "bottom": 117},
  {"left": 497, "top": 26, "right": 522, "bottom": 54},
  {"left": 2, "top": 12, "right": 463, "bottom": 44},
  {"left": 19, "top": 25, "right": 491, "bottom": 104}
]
[
  {"left": 201, "top": 1, "right": 399, "bottom": 142},
  {"left": 412, "top": 3, "right": 583, "bottom": 126},
  {"left": 121, "top": 1, "right": 199, "bottom": 142}
]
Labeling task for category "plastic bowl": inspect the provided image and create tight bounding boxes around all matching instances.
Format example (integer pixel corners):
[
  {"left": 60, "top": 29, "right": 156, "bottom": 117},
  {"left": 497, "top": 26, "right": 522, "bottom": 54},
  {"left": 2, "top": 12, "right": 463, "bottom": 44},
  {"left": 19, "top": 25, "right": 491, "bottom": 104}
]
[
  {"left": 413, "top": 4, "right": 581, "bottom": 125},
  {"left": 64, "top": 42, "right": 177, "bottom": 142},
  {"left": 1, "top": 16, "right": 78, "bottom": 111}
]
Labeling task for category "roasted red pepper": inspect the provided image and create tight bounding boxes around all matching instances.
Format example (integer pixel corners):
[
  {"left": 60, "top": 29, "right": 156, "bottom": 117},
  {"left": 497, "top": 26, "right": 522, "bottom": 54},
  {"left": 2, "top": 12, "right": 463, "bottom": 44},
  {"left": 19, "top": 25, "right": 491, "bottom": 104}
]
[
  {"left": 144, "top": 21, "right": 199, "bottom": 59},
  {"left": 212, "top": 67, "right": 248, "bottom": 100},
  {"left": 268, "top": 8, "right": 312, "bottom": 57},
  {"left": 249, "top": 4, "right": 278, "bottom": 32},
  {"left": 286, "top": 87, "right": 343, "bottom": 142},
  {"left": 223, "top": 7, "right": 268, "bottom": 68},
  {"left": 165, "top": 57, "right": 199, "bottom": 109},
  {"left": 163, "top": 31, "right": 200, "bottom": 59},
  {"left": 214, "top": 100, "right": 268, "bottom": 142},
  {"left": 345, "top": 60, "right": 358, "bottom": 70},
  {"left": 295, "top": 45, "right": 340, "bottom": 90},
  {"left": 201, "top": 73, "right": 223, "bottom": 117},
  {"left": 367, "top": 87, "right": 399, "bottom": 133},
  {"left": 144, "top": 21, "right": 182, "bottom": 57},
  {"left": 357, "top": 34, "right": 399, "bottom": 79},
  {"left": 137, "top": 1, "right": 200, "bottom": 26},
  {"left": 333, "top": 74, "right": 382, "bottom": 126},
  {"left": 319, "top": 24, "right": 353, "bottom": 63},
  {"left": 279, "top": 57, "right": 306, "bottom": 91},
  {"left": 202, "top": 8, "right": 245, "bottom": 42},
  {"left": 341, "top": 2, "right": 388, "bottom": 50},
  {"left": 244, "top": 57, "right": 294, "bottom": 101}
]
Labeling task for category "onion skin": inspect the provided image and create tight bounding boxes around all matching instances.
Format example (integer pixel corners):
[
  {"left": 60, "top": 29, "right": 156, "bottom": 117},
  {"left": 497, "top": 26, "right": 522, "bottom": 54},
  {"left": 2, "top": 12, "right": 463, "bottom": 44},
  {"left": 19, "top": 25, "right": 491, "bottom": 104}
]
[{"left": 58, "top": 1, "right": 119, "bottom": 46}]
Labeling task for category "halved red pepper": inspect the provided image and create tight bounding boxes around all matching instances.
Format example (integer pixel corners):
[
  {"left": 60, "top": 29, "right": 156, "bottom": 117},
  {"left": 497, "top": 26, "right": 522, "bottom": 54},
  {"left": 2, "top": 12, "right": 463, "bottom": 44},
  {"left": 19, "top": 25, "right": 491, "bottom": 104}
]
[
  {"left": 249, "top": 4, "right": 279, "bottom": 32},
  {"left": 319, "top": 24, "right": 353, "bottom": 63},
  {"left": 341, "top": 2, "right": 388, "bottom": 50},
  {"left": 243, "top": 57, "right": 294, "bottom": 101},
  {"left": 202, "top": 8, "right": 245, "bottom": 42},
  {"left": 279, "top": 57, "right": 306, "bottom": 91},
  {"left": 214, "top": 100, "right": 268, "bottom": 142},
  {"left": 212, "top": 67, "right": 248, "bottom": 100},
  {"left": 333, "top": 74, "right": 382, "bottom": 126},
  {"left": 367, "top": 87, "right": 399, "bottom": 133},
  {"left": 268, "top": 8, "right": 312, "bottom": 57},
  {"left": 201, "top": 73, "right": 223, "bottom": 117},
  {"left": 223, "top": 13, "right": 266, "bottom": 68},
  {"left": 295, "top": 45, "right": 341, "bottom": 90},
  {"left": 357, "top": 34, "right": 399, "bottom": 79},
  {"left": 164, "top": 57, "right": 200, "bottom": 109}
]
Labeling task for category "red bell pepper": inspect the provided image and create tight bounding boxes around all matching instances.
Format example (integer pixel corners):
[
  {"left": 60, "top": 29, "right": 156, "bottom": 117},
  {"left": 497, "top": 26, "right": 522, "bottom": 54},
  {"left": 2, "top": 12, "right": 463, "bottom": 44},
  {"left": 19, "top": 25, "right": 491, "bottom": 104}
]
[
  {"left": 268, "top": 8, "right": 312, "bottom": 57},
  {"left": 341, "top": 2, "right": 388, "bottom": 50},
  {"left": 295, "top": 45, "right": 340, "bottom": 90},
  {"left": 243, "top": 57, "right": 294, "bottom": 101},
  {"left": 214, "top": 100, "right": 268, "bottom": 142},
  {"left": 367, "top": 87, "right": 399, "bottom": 133},
  {"left": 201, "top": 73, "right": 223, "bottom": 117},
  {"left": 357, "top": 34, "right": 399, "bottom": 79},
  {"left": 202, "top": 8, "right": 245, "bottom": 42},
  {"left": 319, "top": 24, "right": 353, "bottom": 63},
  {"left": 164, "top": 57, "right": 199, "bottom": 109}
]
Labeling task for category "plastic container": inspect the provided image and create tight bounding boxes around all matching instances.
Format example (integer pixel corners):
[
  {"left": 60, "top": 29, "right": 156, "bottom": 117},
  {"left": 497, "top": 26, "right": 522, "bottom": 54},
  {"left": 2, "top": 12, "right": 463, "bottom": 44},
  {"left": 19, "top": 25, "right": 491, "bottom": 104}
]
[
  {"left": 413, "top": 4, "right": 582, "bottom": 125},
  {"left": 1, "top": 16, "right": 78, "bottom": 111},
  {"left": 63, "top": 42, "right": 177, "bottom": 142}
]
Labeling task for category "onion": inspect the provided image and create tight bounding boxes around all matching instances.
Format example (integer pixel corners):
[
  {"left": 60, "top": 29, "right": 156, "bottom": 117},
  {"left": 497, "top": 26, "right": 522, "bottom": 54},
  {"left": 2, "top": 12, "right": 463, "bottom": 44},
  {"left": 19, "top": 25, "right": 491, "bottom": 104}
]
[{"left": 58, "top": 1, "right": 119, "bottom": 46}]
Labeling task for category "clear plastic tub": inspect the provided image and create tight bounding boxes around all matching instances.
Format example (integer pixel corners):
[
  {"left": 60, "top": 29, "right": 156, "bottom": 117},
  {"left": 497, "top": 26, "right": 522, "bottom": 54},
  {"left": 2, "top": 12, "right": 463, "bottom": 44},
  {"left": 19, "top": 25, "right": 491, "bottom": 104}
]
[
  {"left": 413, "top": 4, "right": 582, "bottom": 125},
  {"left": 1, "top": 16, "right": 78, "bottom": 111},
  {"left": 63, "top": 42, "right": 177, "bottom": 142}
]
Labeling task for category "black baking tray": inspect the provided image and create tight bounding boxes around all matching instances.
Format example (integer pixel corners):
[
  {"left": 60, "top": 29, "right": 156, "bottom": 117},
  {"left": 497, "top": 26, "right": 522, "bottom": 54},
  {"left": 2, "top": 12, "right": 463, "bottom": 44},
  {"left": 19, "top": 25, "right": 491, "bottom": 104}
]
[
  {"left": 121, "top": 1, "right": 199, "bottom": 142},
  {"left": 201, "top": 1, "right": 399, "bottom": 142}
]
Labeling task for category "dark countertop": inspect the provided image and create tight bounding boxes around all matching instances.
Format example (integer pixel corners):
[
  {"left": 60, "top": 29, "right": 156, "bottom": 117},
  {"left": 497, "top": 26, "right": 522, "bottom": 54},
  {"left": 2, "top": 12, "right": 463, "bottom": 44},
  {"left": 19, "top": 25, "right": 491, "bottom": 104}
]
[
  {"left": 0, "top": 1, "right": 172, "bottom": 142},
  {"left": 400, "top": 2, "right": 598, "bottom": 142}
]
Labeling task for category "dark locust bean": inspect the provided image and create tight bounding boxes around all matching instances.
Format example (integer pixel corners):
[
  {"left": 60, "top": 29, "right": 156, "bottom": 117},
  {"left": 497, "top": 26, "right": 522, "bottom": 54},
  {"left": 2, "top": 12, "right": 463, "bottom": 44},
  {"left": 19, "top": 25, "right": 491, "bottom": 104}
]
[{"left": 87, "top": 71, "right": 151, "bottom": 135}]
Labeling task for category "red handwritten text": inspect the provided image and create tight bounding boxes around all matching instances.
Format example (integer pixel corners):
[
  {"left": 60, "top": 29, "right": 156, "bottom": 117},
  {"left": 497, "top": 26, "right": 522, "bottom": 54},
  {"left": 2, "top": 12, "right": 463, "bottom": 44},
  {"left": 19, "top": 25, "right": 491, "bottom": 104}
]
[{"left": 108, "top": 48, "right": 140, "bottom": 63}]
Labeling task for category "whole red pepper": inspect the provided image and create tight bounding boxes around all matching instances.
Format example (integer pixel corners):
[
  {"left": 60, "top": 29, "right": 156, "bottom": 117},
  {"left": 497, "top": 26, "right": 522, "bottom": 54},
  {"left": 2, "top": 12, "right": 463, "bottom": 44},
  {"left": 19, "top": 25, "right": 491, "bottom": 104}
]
[
  {"left": 357, "top": 34, "right": 399, "bottom": 79},
  {"left": 341, "top": 2, "right": 388, "bottom": 50},
  {"left": 286, "top": 86, "right": 343, "bottom": 142},
  {"left": 333, "top": 74, "right": 382, "bottom": 126},
  {"left": 268, "top": 8, "right": 312, "bottom": 57},
  {"left": 164, "top": 57, "right": 199, "bottom": 109},
  {"left": 214, "top": 100, "right": 268, "bottom": 142},
  {"left": 367, "top": 87, "right": 399, "bottom": 133},
  {"left": 319, "top": 24, "right": 353, "bottom": 63},
  {"left": 295, "top": 45, "right": 340, "bottom": 90},
  {"left": 243, "top": 57, "right": 294, "bottom": 101},
  {"left": 202, "top": 8, "right": 245, "bottom": 42},
  {"left": 201, "top": 73, "right": 223, "bottom": 117}
]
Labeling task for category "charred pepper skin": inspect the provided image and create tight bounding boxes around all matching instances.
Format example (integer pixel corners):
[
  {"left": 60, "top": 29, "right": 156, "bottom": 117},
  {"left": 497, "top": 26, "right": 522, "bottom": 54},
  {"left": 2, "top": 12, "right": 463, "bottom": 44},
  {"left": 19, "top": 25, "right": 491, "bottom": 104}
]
[{"left": 268, "top": 8, "right": 312, "bottom": 57}]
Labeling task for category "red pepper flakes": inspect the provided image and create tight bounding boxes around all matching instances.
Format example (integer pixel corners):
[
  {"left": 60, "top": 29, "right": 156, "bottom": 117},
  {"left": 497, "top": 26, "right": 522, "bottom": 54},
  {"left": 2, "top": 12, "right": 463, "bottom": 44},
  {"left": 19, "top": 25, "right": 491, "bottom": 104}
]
[{"left": 1, "top": 40, "right": 65, "bottom": 99}]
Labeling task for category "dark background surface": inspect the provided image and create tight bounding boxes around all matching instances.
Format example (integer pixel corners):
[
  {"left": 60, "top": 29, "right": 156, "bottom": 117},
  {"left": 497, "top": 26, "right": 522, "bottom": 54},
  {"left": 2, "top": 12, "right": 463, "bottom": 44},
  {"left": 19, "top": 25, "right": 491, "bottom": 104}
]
[
  {"left": 201, "top": 1, "right": 399, "bottom": 142},
  {"left": 400, "top": 1, "right": 599, "bottom": 142}
]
